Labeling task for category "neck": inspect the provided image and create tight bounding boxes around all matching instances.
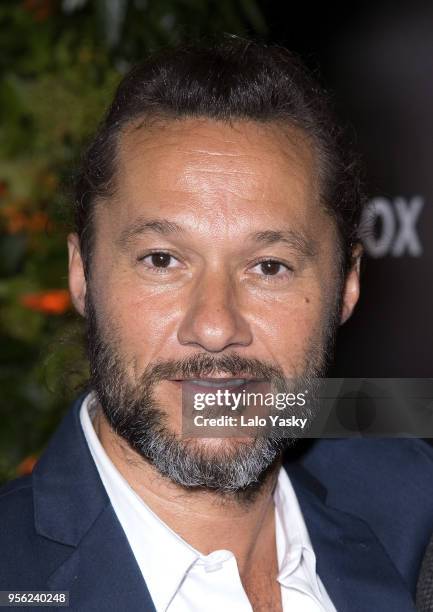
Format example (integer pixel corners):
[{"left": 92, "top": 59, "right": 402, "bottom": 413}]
[{"left": 93, "top": 405, "right": 282, "bottom": 575}]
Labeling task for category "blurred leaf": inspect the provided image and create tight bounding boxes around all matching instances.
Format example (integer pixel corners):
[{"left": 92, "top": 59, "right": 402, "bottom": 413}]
[
  {"left": 1, "top": 302, "right": 44, "bottom": 342},
  {"left": 0, "top": 234, "right": 28, "bottom": 275}
]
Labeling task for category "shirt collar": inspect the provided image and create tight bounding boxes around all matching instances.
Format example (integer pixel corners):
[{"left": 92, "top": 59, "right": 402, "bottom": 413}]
[{"left": 275, "top": 465, "right": 321, "bottom": 596}]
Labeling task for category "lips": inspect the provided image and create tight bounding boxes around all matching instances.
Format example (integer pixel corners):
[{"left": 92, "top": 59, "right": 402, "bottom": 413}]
[
  {"left": 171, "top": 377, "right": 259, "bottom": 392},
  {"left": 181, "top": 378, "right": 249, "bottom": 388}
]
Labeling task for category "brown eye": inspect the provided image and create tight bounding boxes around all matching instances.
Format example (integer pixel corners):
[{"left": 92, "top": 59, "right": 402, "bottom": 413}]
[
  {"left": 250, "top": 259, "right": 293, "bottom": 280},
  {"left": 260, "top": 261, "right": 282, "bottom": 275},
  {"left": 138, "top": 251, "right": 181, "bottom": 270},
  {"left": 150, "top": 253, "right": 172, "bottom": 268}
]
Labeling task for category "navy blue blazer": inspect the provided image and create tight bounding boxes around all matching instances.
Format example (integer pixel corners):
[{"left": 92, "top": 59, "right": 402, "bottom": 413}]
[{"left": 1, "top": 393, "right": 433, "bottom": 611}]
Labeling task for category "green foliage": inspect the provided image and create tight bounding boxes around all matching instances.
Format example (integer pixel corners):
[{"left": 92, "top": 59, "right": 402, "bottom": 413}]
[{"left": 0, "top": 0, "right": 266, "bottom": 483}]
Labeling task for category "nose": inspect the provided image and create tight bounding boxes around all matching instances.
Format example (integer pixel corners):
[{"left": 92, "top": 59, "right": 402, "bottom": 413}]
[{"left": 177, "top": 268, "right": 253, "bottom": 352}]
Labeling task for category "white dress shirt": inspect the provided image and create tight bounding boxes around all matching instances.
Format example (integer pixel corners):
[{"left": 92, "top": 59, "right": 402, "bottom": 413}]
[{"left": 80, "top": 391, "right": 336, "bottom": 612}]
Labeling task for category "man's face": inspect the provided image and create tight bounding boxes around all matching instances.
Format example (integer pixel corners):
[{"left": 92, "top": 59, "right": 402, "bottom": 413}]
[{"left": 68, "top": 118, "right": 360, "bottom": 494}]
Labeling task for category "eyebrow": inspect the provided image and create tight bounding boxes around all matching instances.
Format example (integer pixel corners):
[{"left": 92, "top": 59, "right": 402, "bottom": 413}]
[
  {"left": 117, "top": 218, "right": 183, "bottom": 249},
  {"left": 249, "top": 229, "right": 318, "bottom": 259},
  {"left": 117, "top": 216, "right": 317, "bottom": 259}
]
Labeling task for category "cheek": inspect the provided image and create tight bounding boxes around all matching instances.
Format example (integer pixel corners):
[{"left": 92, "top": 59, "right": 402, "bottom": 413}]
[
  {"left": 91, "top": 271, "right": 183, "bottom": 365},
  {"left": 249, "top": 287, "right": 329, "bottom": 365}
]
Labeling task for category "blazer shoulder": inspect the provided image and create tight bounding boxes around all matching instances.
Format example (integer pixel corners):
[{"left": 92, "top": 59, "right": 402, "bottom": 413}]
[
  {"left": 300, "top": 438, "right": 433, "bottom": 593},
  {"left": 0, "top": 475, "right": 34, "bottom": 522},
  {"left": 0, "top": 474, "right": 36, "bottom": 547},
  {"left": 0, "top": 473, "right": 32, "bottom": 496},
  {"left": 302, "top": 437, "right": 433, "bottom": 475},
  {"left": 0, "top": 474, "right": 72, "bottom": 589}
]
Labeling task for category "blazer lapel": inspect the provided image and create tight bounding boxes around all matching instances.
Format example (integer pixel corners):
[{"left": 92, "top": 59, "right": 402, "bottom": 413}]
[
  {"left": 285, "top": 461, "right": 416, "bottom": 612},
  {"left": 47, "top": 504, "right": 156, "bottom": 612}
]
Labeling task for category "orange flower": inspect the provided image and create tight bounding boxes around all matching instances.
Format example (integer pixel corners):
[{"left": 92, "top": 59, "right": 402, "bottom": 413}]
[
  {"left": 21, "top": 289, "right": 72, "bottom": 315},
  {"left": 0, "top": 181, "right": 8, "bottom": 197},
  {"left": 27, "top": 211, "right": 53, "bottom": 232},
  {"left": 22, "top": 0, "right": 55, "bottom": 21},
  {"left": 40, "top": 172, "right": 58, "bottom": 192},
  {"left": 16, "top": 454, "right": 38, "bottom": 476},
  {"left": 1, "top": 206, "right": 53, "bottom": 234},
  {"left": 2, "top": 209, "right": 27, "bottom": 233}
]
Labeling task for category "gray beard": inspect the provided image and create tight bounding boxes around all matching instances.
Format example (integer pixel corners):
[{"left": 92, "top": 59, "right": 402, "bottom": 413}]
[{"left": 85, "top": 288, "right": 338, "bottom": 501}]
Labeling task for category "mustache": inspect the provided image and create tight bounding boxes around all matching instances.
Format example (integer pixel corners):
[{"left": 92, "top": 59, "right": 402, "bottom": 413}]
[{"left": 139, "top": 353, "right": 286, "bottom": 386}]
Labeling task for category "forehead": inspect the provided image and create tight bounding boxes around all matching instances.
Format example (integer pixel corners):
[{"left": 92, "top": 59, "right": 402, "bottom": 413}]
[{"left": 98, "top": 117, "right": 327, "bottom": 237}]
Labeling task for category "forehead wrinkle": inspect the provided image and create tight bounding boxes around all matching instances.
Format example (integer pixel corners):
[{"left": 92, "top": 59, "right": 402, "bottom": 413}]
[
  {"left": 175, "top": 148, "right": 242, "bottom": 157},
  {"left": 183, "top": 167, "right": 256, "bottom": 175},
  {"left": 120, "top": 117, "right": 311, "bottom": 169},
  {"left": 110, "top": 118, "right": 323, "bottom": 235},
  {"left": 119, "top": 115, "right": 315, "bottom": 175}
]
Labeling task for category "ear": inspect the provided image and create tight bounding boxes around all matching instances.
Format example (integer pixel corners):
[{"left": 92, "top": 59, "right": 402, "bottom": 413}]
[
  {"left": 67, "top": 233, "right": 87, "bottom": 317},
  {"left": 340, "top": 244, "right": 362, "bottom": 325}
]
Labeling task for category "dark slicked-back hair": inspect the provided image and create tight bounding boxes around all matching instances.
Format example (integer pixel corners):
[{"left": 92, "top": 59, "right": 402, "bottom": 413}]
[{"left": 74, "top": 38, "right": 363, "bottom": 279}]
